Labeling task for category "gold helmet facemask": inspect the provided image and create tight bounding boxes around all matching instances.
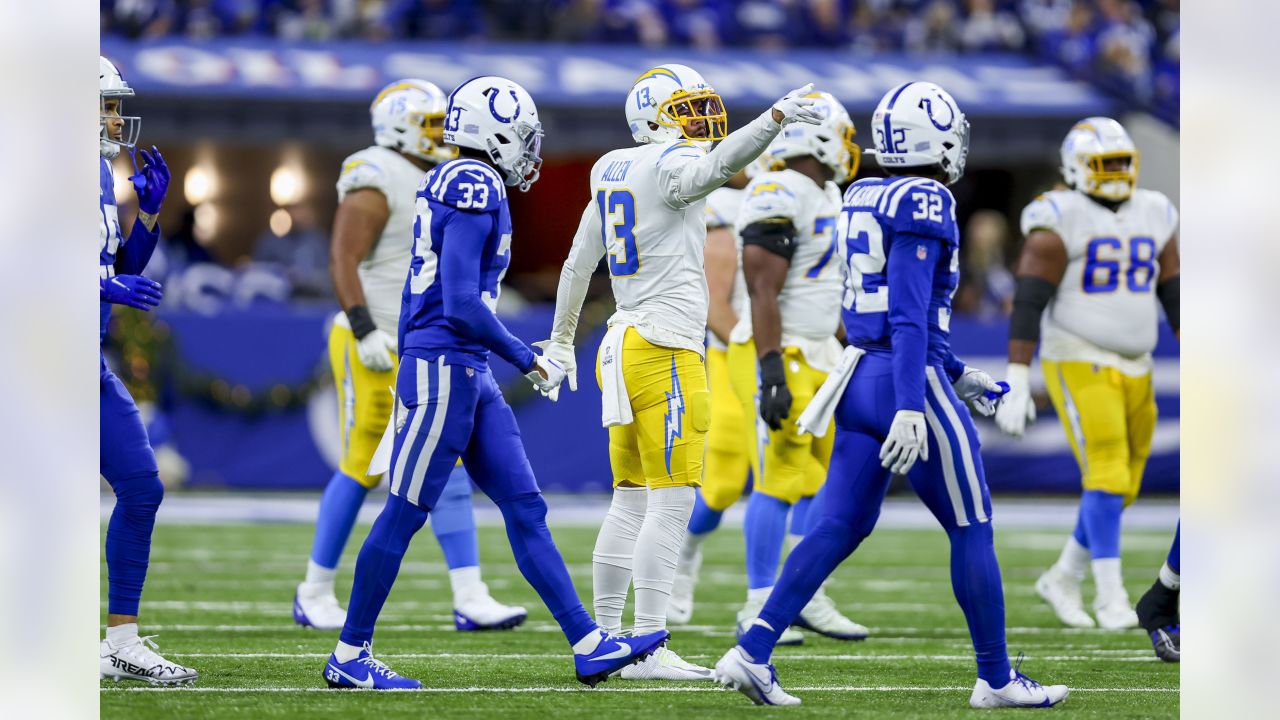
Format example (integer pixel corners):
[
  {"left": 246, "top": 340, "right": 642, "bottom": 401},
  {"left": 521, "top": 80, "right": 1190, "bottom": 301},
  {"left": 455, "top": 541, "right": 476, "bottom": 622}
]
[{"left": 655, "top": 88, "right": 728, "bottom": 142}]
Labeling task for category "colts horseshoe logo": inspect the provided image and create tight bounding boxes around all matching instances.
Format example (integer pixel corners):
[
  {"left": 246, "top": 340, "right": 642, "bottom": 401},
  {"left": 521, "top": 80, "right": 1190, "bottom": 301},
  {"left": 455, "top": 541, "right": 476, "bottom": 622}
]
[
  {"left": 917, "top": 95, "right": 955, "bottom": 132},
  {"left": 487, "top": 87, "right": 521, "bottom": 123}
]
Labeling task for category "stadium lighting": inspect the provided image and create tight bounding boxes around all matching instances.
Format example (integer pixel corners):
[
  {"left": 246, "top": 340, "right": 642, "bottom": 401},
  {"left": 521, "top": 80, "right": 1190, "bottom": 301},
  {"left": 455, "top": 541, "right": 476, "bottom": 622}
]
[
  {"left": 269, "top": 207, "right": 293, "bottom": 237},
  {"left": 184, "top": 165, "right": 217, "bottom": 206},
  {"left": 270, "top": 165, "right": 306, "bottom": 206}
]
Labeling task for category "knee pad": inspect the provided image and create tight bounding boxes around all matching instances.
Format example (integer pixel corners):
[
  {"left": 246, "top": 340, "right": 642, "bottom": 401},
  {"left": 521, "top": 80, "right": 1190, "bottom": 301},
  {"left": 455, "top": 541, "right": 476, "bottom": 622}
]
[
  {"left": 811, "top": 515, "right": 870, "bottom": 556},
  {"left": 689, "top": 390, "right": 711, "bottom": 433},
  {"left": 114, "top": 473, "right": 164, "bottom": 513},
  {"left": 498, "top": 492, "right": 548, "bottom": 531}
]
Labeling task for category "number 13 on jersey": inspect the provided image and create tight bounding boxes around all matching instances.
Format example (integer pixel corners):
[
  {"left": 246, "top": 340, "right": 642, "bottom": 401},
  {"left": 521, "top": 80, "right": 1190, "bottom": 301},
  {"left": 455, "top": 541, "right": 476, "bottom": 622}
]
[{"left": 597, "top": 189, "right": 640, "bottom": 277}]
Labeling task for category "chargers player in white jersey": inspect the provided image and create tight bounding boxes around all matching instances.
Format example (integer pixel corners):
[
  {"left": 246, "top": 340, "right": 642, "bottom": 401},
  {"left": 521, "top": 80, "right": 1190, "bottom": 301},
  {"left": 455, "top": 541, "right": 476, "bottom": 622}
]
[
  {"left": 294, "top": 79, "right": 525, "bottom": 634},
  {"left": 97, "top": 56, "right": 198, "bottom": 685},
  {"left": 537, "top": 64, "right": 823, "bottom": 680},
  {"left": 324, "top": 76, "right": 668, "bottom": 690},
  {"left": 994, "top": 118, "right": 1180, "bottom": 630},
  {"left": 732, "top": 91, "right": 868, "bottom": 644},
  {"left": 714, "top": 82, "right": 1067, "bottom": 708}
]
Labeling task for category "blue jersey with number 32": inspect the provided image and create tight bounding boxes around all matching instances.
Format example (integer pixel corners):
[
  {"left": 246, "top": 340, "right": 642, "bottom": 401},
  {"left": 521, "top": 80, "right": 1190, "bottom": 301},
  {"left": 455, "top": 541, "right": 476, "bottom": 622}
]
[{"left": 837, "top": 175, "right": 963, "bottom": 412}]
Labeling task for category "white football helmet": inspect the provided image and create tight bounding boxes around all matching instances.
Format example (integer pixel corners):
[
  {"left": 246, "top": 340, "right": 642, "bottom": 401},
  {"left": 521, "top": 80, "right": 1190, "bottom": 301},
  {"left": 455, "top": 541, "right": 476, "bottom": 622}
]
[
  {"left": 1060, "top": 117, "right": 1139, "bottom": 202},
  {"left": 766, "top": 91, "right": 861, "bottom": 184},
  {"left": 100, "top": 56, "right": 140, "bottom": 159},
  {"left": 625, "top": 64, "right": 727, "bottom": 145},
  {"left": 443, "top": 76, "right": 543, "bottom": 192},
  {"left": 870, "top": 81, "right": 969, "bottom": 185},
  {"left": 371, "top": 79, "right": 457, "bottom": 164}
]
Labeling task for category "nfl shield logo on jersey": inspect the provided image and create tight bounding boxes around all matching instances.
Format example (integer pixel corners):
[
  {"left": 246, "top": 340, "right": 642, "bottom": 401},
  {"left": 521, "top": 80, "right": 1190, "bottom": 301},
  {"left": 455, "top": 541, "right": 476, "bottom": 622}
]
[{"left": 916, "top": 244, "right": 928, "bottom": 260}]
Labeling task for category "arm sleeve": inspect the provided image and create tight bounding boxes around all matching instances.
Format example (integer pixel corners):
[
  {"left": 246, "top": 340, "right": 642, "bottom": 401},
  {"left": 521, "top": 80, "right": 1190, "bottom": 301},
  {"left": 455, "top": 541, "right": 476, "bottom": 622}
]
[
  {"left": 942, "top": 352, "right": 967, "bottom": 384},
  {"left": 114, "top": 217, "right": 161, "bottom": 276},
  {"left": 438, "top": 207, "right": 536, "bottom": 372},
  {"left": 658, "top": 111, "right": 781, "bottom": 208},
  {"left": 549, "top": 201, "right": 606, "bottom": 345},
  {"left": 886, "top": 233, "right": 939, "bottom": 413}
]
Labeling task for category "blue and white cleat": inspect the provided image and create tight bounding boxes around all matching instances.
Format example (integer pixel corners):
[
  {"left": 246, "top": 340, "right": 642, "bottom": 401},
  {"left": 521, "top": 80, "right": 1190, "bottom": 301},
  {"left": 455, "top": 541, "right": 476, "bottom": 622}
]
[
  {"left": 794, "top": 587, "right": 870, "bottom": 641},
  {"left": 453, "top": 587, "right": 528, "bottom": 631},
  {"left": 970, "top": 664, "right": 1068, "bottom": 708},
  {"left": 713, "top": 646, "right": 801, "bottom": 706},
  {"left": 573, "top": 629, "right": 668, "bottom": 687},
  {"left": 323, "top": 643, "right": 421, "bottom": 690},
  {"left": 294, "top": 583, "right": 346, "bottom": 630}
]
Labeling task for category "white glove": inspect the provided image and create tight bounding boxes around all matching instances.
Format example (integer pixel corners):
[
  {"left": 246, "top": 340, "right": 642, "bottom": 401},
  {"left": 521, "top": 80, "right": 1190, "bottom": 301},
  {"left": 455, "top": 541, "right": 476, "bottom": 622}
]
[
  {"left": 532, "top": 339, "right": 577, "bottom": 401},
  {"left": 525, "top": 354, "right": 567, "bottom": 399},
  {"left": 880, "top": 410, "right": 928, "bottom": 475},
  {"left": 993, "top": 363, "right": 1036, "bottom": 437},
  {"left": 354, "top": 329, "right": 396, "bottom": 372},
  {"left": 953, "top": 366, "right": 1005, "bottom": 418},
  {"left": 772, "top": 83, "right": 823, "bottom": 126}
]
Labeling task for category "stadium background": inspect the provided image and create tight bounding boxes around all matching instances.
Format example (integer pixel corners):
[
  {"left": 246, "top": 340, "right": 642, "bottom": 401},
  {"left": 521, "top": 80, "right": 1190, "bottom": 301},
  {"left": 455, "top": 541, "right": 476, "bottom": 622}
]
[{"left": 98, "top": 0, "right": 1180, "bottom": 498}]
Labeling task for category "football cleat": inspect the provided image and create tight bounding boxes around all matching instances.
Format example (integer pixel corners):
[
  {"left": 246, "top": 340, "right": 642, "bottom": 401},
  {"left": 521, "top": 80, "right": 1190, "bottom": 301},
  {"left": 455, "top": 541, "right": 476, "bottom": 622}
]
[
  {"left": 294, "top": 582, "right": 347, "bottom": 630},
  {"left": 324, "top": 643, "right": 421, "bottom": 690},
  {"left": 713, "top": 645, "right": 801, "bottom": 706},
  {"left": 970, "top": 663, "right": 1069, "bottom": 709},
  {"left": 574, "top": 629, "right": 668, "bottom": 687},
  {"left": 1094, "top": 597, "right": 1139, "bottom": 630},
  {"left": 1034, "top": 567, "right": 1095, "bottom": 628},
  {"left": 453, "top": 585, "right": 528, "bottom": 631},
  {"left": 737, "top": 597, "right": 803, "bottom": 646},
  {"left": 617, "top": 644, "right": 714, "bottom": 681},
  {"left": 1148, "top": 625, "right": 1180, "bottom": 662},
  {"left": 794, "top": 587, "right": 870, "bottom": 641},
  {"left": 100, "top": 635, "right": 198, "bottom": 685},
  {"left": 669, "top": 545, "right": 703, "bottom": 625},
  {"left": 1135, "top": 579, "right": 1179, "bottom": 661}
]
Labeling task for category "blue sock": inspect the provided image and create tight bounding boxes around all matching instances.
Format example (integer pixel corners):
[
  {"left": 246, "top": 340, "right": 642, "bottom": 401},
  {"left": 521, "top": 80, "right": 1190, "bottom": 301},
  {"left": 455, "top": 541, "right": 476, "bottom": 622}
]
[
  {"left": 744, "top": 492, "right": 792, "bottom": 590},
  {"left": 1079, "top": 490, "right": 1125, "bottom": 559},
  {"left": 790, "top": 495, "right": 814, "bottom": 537},
  {"left": 687, "top": 491, "right": 723, "bottom": 535},
  {"left": 340, "top": 492, "right": 428, "bottom": 647},
  {"left": 497, "top": 493, "right": 597, "bottom": 645},
  {"left": 1167, "top": 522, "right": 1180, "bottom": 574},
  {"left": 105, "top": 473, "right": 164, "bottom": 616},
  {"left": 947, "top": 523, "right": 1011, "bottom": 687},
  {"left": 310, "top": 471, "right": 369, "bottom": 570},
  {"left": 431, "top": 466, "right": 480, "bottom": 570},
  {"left": 1071, "top": 505, "right": 1089, "bottom": 549}
]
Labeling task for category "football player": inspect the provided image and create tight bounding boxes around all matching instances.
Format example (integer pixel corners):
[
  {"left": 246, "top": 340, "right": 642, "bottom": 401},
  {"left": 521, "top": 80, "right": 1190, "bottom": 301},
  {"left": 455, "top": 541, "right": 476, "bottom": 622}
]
[
  {"left": 324, "top": 76, "right": 667, "bottom": 690},
  {"left": 994, "top": 118, "right": 1180, "bottom": 631},
  {"left": 1135, "top": 522, "right": 1179, "bottom": 661},
  {"left": 97, "top": 56, "right": 198, "bottom": 685},
  {"left": 714, "top": 82, "right": 1068, "bottom": 708},
  {"left": 537, "top": 64, "right": 822, "bottom": 680},
  {"left": 733, "top": 91, "right": 868, "bottom": 644},
  {"left": 295, "top": 79, "right": 525, "bottom": 633}
]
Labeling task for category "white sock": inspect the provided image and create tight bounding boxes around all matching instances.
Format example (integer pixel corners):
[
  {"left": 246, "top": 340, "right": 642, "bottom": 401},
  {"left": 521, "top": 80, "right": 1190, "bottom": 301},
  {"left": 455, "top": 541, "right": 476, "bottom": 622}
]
[
  {"left": 572, "top": 628, "right": 604, "bottom": 655},
  {"left": 333, "top": 640, "right": 364, "bottom": 663},
  {"left": 786, "top": 533, "right": 804, "bottom": 553},
  {"left": 1092, "top": 558, "right": 1128, "bottom": 605},
  {"left": 1158, "top": 562, "right": 1180, "bottom": 591},
  {"left": 106, "top": 623, "right": 138, "bottom": 648},
  {"left": 592, "top": 486, "right": 648, "bottom": 635},
  {"left": 449, "top": 566, "right": 484, "bottom": 604},
  {"left": 1054, "top": 536, "right": 1090, "bottom": 580},
  {"left": 677, "top": 529, "right": 708, "bottom": 570},
  {"left": 747, "top": 585, "right": 772, "bottom": 605},
  {"left": 632, "top": 485, "right": 695, "bottom": 635},
  {"left": 304, "top": 560, "right": 337, "bottom": 589}
]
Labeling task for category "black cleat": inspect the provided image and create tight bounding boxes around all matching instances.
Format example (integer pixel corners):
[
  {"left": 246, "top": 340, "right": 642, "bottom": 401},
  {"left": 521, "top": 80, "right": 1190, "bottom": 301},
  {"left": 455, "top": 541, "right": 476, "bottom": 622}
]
[{"left": 1136, "top": 579, "right": 1180, "bottom": 663}]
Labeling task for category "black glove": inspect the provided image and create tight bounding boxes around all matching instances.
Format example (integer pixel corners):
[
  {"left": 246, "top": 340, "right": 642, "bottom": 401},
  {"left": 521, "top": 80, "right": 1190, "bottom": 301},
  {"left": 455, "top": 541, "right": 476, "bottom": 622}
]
[{"left": 758, "top": 350, "right": 792, "bottom": 431}]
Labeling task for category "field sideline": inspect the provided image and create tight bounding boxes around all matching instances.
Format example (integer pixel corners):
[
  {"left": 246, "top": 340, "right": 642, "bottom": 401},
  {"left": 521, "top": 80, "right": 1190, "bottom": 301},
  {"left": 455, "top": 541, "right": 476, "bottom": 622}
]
[{"left": 100, "top": 495, "right": 1179, "bottom": 718}]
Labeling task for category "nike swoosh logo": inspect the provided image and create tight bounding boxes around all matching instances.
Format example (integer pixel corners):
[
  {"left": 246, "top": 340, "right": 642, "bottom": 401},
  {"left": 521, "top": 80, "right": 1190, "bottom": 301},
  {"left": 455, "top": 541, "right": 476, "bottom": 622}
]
[
  {"left": 591, "top": 641, "right": 632, "bottom": 662},
  {"left": 328, "top": 663, "right": 374, "bottom": 688},
  {"left": 111, "top": 278, "right": 127, "bottom": 289}
]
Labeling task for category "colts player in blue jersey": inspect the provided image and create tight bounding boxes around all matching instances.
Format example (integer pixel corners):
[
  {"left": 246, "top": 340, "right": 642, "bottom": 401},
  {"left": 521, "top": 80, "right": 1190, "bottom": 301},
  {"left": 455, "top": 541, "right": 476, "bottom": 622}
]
[
  {"left": 713, "top": 82, "right": 1068, "bottom": 708},
  {"left": 97, "top": 56, "right": 198, "bottom": 685},
  {"left": 323, "top": 76, "right": 668, "bottom": 691}
]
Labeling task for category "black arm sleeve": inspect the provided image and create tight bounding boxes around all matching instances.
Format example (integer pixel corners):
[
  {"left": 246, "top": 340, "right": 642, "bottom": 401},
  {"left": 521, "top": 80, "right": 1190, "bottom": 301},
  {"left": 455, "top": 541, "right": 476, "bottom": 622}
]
[
  {"left": 1010, "top": 276, "right": 1056, "bottom": 342},
  {"left": 1157, "top": 275, "right": 1180, "bottom": 333},
  {"left": 740, "top": 219, "right": 798, "bottom": 261}
]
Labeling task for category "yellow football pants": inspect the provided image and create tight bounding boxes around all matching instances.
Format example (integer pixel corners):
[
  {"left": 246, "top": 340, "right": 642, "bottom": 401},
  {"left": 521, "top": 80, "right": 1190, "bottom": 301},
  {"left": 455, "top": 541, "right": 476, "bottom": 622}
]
[
  {"left": 701, "top": 347, "right": 751, "bottom": 512},
  {"left": 1042, "top": 359, "right": 1156, "bottom": 505},
  {"left": 727, "top": 339, "right": 832, "bottom": 504},
  {"left": 596, "top": 328, "right": 709, "bottom": 489},
  {"left": 329, "top": 323, "right": 396, "bottom": 488}
]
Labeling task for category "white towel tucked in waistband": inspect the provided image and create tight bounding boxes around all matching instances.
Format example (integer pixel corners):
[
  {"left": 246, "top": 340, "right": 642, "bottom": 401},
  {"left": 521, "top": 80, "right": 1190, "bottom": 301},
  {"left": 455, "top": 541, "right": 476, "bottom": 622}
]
[
  {"left": 796, "top": 345, "right": 865, "bottom": 438},
  {"left": 599, "top": 324, "right": 634, "bottom": 427},
  {"left": 368, "top": 387, "right": 401, "bottom": 476}
]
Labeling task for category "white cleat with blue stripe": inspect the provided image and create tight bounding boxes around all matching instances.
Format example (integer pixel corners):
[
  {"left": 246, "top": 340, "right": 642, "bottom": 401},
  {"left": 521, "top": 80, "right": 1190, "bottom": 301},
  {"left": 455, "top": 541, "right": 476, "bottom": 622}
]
[
  {"left": 970, "top": 667, "right": 1069, "bottom": 708},
  {"left": 713, "top": 646, "right": 801, "bottom": 706}
]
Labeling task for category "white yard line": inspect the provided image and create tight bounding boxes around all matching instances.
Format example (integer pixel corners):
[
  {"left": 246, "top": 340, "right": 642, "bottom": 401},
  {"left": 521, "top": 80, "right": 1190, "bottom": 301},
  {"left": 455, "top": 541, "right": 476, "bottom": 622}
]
[
  {"left": 166, "top": 651, "right": 1159, "bottom": 662},
  {"left": 102, "top": 685, "right": 1178, "bottom": 694}
]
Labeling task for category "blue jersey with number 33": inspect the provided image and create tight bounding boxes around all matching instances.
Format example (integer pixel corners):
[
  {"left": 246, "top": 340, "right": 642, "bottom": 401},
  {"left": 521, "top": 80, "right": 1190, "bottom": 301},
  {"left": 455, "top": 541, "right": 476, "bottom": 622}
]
[{"left": 836, "top": 175, "right": 965, "bottom": 413}]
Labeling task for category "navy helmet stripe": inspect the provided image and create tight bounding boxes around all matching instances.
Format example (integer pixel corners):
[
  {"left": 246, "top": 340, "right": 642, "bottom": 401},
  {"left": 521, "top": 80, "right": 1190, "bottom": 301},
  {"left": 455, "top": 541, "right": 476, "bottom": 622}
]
[{"left": 881, "top": 82, "right": 914, "bottom": 155}]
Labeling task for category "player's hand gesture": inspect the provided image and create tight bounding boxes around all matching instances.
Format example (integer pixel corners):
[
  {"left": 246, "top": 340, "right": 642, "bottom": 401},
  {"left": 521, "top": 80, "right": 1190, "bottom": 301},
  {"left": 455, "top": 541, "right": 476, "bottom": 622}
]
[
  {"left": 525, "top": 354, "right": 567, "bottom": 400},
  {"left": 130, "top": 145, "right": 171, "bottom": 214},
  {"left": 772, "top": 84, "right": 822, "bottom": 127},
  {"left": 881, "top": 410, "right": 928, "bottom": 475},
  {"left": 993, "top": 363, "right": 1036, "bottom": 437},
  {"left": 758, "top": 351, "right": 793, "bottom": 431},
  {"left": 355, "top": 329, "right": 397, "bottom": 372},
  {"left": 533, "top": 339, "right": 577, "bottom": 401},
  {"left": 101, "top": 274, "right": 163, "bottom": 311},
  {"left": 953, "top": 366, "right": 1009, "bottom": 418}
]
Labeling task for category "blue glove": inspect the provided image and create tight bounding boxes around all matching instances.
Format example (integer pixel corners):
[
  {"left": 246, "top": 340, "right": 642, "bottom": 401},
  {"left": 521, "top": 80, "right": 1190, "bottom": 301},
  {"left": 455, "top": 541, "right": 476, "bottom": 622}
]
[
  {"left": 130, "top": 146, "right": 170, "bottom": 214},
  {"left": 101, "top": 274, "right": 163, "bottom": 311}
]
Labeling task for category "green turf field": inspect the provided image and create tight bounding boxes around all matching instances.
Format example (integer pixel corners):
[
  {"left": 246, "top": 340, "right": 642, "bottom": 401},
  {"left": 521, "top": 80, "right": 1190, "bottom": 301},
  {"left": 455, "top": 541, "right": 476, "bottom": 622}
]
[{"left": 100, "top": 518, "right": 1178, "bottom": 718}]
